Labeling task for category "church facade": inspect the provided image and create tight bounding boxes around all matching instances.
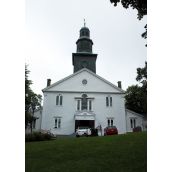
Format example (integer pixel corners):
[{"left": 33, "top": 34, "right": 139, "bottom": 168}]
[{"left": 38, "top": 25, "right": 146, "bottom": 135}]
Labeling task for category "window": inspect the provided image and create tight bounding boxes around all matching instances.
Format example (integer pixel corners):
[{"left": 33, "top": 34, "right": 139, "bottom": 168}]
[
  {"left": 88, "top": 100, "right": 92, "bottom": 111},
  {"left": 77, "top": 100, "right": 81, "bottom": 111},
  {"left": 130, "top": 119, "right": 133, "bottom": 128},
  {"left": 106, "top": 97, "right": 109, "bottom": 107},
  {"left": 111, "top": 119, "right": 113, "bottom": 126},
  {"left": 130, "top": 118, "right": 136, "bottom": 128},
  {"left": 81, "top": 94, "right": 88, "bottom": 110},
  {"left": 54, "top": 118, "right": 57, "bottom": 128},
  {"left": 54, "top": 118, "right": 61, "bottom": 128},
  {"left": 107, "top": 118, "right": 114, "bottom": 126},
  {"left": 106, "top": 96, "right": 112, "bottom": 107},
  {"left": 76, "top": 94, "right": 93, "bottom": 111},
  {"left": 58, "top": 118, "right": 61, "bottom": 128},
  {"left": 56, "top": 94, "right": 63, "bottom": 106},
  {"left": 110, "top": 97, "right": 112, "bottom": 106},
  {"left": 108, "top": 119, "right": 110, "bottom": 126}
]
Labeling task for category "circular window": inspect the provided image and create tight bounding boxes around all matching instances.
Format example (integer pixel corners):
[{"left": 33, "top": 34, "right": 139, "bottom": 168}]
[{"left": 82, "top": 79, "right": 87, "bottom": 85}]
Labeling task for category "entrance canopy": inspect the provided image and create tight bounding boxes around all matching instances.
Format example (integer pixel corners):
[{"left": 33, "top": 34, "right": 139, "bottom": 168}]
[{"left": 74, "top": 111, "right": 95, "bottom": 120}]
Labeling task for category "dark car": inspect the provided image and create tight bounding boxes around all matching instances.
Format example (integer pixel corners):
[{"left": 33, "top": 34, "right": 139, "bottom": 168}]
[{"left": 104, "top": 126, "right": 118, "bottom": 136}]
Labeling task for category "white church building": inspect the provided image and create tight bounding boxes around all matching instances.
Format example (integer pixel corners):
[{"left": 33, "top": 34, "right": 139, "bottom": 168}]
[{"left": 32, "top": 25, "right": 146, "bottom": 135}]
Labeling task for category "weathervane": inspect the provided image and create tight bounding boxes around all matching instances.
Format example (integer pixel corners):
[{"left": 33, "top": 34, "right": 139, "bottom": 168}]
[{"left": 84, "top": 18, "right": 86, "bottom": 27}]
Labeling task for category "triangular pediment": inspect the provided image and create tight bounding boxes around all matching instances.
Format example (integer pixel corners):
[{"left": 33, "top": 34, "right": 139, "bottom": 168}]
[{"left": 42, "top": 68, "right": 125, "bottom": 93}]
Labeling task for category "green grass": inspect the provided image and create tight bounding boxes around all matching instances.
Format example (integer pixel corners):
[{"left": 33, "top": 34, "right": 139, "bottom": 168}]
[{"left": 26, "top": 132, "right": 147, "bottom": 172}]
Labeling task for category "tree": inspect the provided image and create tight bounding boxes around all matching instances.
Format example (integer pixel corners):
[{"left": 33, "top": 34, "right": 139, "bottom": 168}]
[
  {"left": 25, "top": 65, "right": 42, "bottom": 132},
  {"left": 125, "top": 62, "right": 147, "bottom": 117},
  {"left": 110, "top": 0, "right": 147, "bottom": 43},
  {"left": 110, "top": 0, "right": 147, "bottom": 20}
]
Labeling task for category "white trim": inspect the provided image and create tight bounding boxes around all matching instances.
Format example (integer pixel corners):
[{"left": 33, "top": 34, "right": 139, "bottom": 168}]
[
  {"left": 42, "top": 68, "right": 125, "bottom": 93},
  {"left": 126, "top": 109, "right": 145, "bottom": 118}
]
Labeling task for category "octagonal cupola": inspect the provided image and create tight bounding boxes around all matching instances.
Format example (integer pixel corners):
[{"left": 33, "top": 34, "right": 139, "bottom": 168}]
[{"left": 76, "top": 23, "right": 93, "bottom": 53}]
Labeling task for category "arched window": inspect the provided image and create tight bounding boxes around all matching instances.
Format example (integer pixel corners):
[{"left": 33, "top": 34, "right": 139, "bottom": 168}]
[
  {"left": 56, "top": 94, "right": 63, "bottom": 106},
  {"left": 106, "top": 96, "right": 112, "bottom": 107},
  {"left": 81, "top": 94, "right": 87, "bottom": 110}
]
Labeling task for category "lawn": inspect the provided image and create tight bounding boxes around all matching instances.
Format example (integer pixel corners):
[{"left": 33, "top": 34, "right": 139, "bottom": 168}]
[{"left": 25, "top": 132, "right": 147, "bottom": 172}]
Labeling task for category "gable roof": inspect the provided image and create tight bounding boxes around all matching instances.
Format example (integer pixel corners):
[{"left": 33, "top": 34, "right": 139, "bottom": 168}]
[
  {"left": 126, "top": 109, "right": 145, "bottom": 118},
  {"left": 42, "top": 68, "right": 125, "bottom": 93}
]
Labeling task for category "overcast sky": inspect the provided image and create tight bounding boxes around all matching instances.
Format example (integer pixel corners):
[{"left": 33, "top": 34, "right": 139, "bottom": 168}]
[{"left": 25, "top": 0, "right": 147, "bottom": 95}]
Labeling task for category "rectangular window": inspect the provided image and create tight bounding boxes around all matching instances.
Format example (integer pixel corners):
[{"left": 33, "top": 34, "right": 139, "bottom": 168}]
[
  {"left": 56, "top": 96, "right": 59, "bottom": 105},
  {"left": 58, "top": 118, "right": 61, "bottom": 128},
  {"left": 110, "top": 97, "right": 112, "bottom": 106},
  {"left": 133, "top": 119, "right": 136, "bottom": 128},
  {"left": 55, "top": 118, "right": 57, "bottom": 128},
  {"left": 111, "top": 119, "right": 113, "bottom": 126},
  {"left": 54, "top": 118, "right": 61, "bottom": 128},
  {"left": 130, "top": 118, "right": 136, "bottom": 129},
  {"left": 89, "top": 100, "right": 92, "bottom": 111},
  {"left": 77, "top": 100, "right": 80, "bottom": 111},
  {"left": 108, "top": 119, "right": 110, "bottom": 126},
  {"left": 107, "top": 118, "right": 114, "bottom": 126},
  {"left": 106, "top": 97, "right": 109, "bottom": 107},
  {"left": 60, "top": 96, "right": 63, "bottom": 105},
  {"left": 130, "top": 119, "right": 133, "bottom": 128},
  {"left": 56, "top": 95, "right": 63, "bottom": 106}
]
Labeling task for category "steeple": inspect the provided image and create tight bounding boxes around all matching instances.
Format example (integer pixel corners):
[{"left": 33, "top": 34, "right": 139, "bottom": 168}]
[
  {"left": 76, "top": 22, "right": 93, "bottom": 53},
  {"left": 72, "top": 23, "right": 97, "bottom": 73}
]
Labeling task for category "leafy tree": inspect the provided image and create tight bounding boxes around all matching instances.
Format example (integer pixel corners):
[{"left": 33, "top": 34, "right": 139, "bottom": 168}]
[
  {"left": 110, "top": 0, "right": 147, "bottom": 20},
  {"left": 125, "top": 62, "right": 147, "bottom": 117},
  {"left": 25, "top": 65, "right": 42, "bottom": 132},
  {"left": 110, "top": 0, "right": 147, "bottom": 43}
]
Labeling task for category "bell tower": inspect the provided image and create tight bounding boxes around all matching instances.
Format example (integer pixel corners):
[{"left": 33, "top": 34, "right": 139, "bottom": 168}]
[{"left": 72, "top": 21, "right": 97, "bottom": 73}]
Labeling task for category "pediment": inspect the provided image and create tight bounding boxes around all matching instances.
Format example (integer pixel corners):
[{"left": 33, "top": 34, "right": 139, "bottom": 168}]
[{"left": 42, "top": 68, "right": 125, "bottom": 93}]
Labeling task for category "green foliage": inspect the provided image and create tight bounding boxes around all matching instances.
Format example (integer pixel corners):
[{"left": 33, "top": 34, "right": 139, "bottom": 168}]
[
  {"left": 125, "top": 62, "right": 147, "bottom": 117},
  {"left": 26, "top": 132, "right": 147, "bottom": 172},
  {"left": 110, "top": 0, "right": 147, "bottom": 45},
  {"left": 25, "top": 64, "right": 42, "bottom": 130},
  {"left": 25, "top": 132, "right": 52, "bottom": 142},
  {"left": 110, "top": 0, "right": 147, "bottom": 20}
]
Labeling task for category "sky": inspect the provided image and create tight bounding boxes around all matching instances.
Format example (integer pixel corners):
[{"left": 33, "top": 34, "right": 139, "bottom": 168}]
[{"left": 25, "top": 0, "right": 147, "bottom": 95}]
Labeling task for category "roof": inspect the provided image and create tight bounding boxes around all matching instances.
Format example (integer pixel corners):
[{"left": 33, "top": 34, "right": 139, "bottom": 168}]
[
  {"left": 126, "top": 109, "right": 145, "bottom": 118},
  {"left": 42, "top": 68, "right": 125, "bottom": 93}
]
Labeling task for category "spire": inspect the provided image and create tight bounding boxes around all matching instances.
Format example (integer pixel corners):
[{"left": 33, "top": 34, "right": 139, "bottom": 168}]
[
  {"left": 84, "top": 18, "right": 86, "bottom": 27},
  {"left": 72, "top": 24, "right": 98, "bottom": 73}
]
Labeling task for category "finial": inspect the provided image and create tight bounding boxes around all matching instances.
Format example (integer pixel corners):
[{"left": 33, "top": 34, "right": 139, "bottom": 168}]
[{"left": 84, "top": 18, "right": 86, "bottom": 27}]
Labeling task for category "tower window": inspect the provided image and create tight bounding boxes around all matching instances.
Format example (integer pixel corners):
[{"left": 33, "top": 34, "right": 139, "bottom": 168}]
[{"left": 56, "top": 94, "right": 63, "bottom": 106}]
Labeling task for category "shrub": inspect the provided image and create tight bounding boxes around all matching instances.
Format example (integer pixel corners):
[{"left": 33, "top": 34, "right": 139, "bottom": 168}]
[
  {"left": 25, "top": 132, "right": 53, "bottom": 142},
  {"left": 91, "top": 128, "right": 98, "bottom": 136},
  {"left": 133, "top": 126, "right": 142, "bottom": 132}
]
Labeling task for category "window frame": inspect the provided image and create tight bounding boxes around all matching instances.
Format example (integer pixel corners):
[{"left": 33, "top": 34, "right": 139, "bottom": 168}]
[
  {"left": 56, "top": 94, "right": 63, "bottom": 106},
  {"left": 54, "top": 117, "right": 62, "bottom": 129}
]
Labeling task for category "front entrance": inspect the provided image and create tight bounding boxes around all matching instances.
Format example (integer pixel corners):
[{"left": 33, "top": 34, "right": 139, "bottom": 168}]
[{"left": 75, "top": 120, "right": 95, "bottom": 131}]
